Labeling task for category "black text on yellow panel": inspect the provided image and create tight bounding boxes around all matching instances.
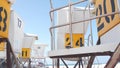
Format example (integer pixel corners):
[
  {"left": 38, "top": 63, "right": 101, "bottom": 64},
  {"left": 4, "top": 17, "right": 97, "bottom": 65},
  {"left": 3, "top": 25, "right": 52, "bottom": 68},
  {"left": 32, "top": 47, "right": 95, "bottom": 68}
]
[
  {"left": 95, "top": 0, "right": 120, "bottom": 37},
  {"left": 65, "top": 33, "right": 84, "bottom": 48},
  {"left": 22, "top": 48, "right": 31, "bottom": 59},
  {"left": 0, "top": 0, "right": 11, "bottom": 38}
]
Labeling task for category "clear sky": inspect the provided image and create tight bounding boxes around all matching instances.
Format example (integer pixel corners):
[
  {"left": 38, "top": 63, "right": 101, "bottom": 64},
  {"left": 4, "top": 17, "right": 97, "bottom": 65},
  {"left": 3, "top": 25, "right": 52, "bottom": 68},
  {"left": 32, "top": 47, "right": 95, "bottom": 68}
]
[{"left": 11, "top": 0, "right": 109, "bottom": 65}]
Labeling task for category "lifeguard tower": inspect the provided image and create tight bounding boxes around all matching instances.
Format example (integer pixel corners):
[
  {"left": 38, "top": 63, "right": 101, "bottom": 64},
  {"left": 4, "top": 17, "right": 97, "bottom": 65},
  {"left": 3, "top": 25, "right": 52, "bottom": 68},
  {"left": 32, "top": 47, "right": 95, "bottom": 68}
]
[
  {"left": 30, "top": 44, "right": 47, "bottom": 68},
  {"left": 0, "top": 0, "right": 23, "bottom": 68},
  {"left": 48, "top": 0, "right": 120, "bottom": 68},
  {"left": 0, "top": 0, "right": 47, "bottom": 68}
]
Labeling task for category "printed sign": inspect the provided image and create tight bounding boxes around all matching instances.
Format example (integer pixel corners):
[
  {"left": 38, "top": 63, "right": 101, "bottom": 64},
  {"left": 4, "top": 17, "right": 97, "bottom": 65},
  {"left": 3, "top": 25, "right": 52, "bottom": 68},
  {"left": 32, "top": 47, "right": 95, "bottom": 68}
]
[
  {"left": 0, "top": 42, "right": 5, "bottom": 51},
  {"left": 95, "top": 0, "right": 120, "bottom": 37},
  {"left": 65, "top": 33, "right": 84, "bottom": 48},
  {"left": 0, "top": 0, "right": 10, "bottom": 38},
  {"left": 22, "top": 48, "right": 31, "bottom": 59}
]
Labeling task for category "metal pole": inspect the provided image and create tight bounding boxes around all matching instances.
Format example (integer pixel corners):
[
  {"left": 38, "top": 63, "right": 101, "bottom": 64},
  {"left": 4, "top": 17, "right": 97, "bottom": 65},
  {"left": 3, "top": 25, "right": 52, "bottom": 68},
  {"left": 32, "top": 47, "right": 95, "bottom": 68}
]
[
  {"left": 49, "top": 0, "right": 55, "bottom": 68},
  {"left": 88, "top": 4, "right": 94, "bottom": 46},
  {"left": 68, "top": 0, "right": 73, "bottom": 48},
  {"left": 83, "top": 2, "right": 89, "bottom": 35}
]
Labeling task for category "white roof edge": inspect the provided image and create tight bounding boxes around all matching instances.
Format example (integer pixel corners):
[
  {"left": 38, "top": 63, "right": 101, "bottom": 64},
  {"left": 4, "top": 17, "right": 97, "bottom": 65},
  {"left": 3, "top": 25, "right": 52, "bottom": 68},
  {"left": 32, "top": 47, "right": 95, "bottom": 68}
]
[{"left": 24, "top": 33, "right": 38, "bottom": 40}]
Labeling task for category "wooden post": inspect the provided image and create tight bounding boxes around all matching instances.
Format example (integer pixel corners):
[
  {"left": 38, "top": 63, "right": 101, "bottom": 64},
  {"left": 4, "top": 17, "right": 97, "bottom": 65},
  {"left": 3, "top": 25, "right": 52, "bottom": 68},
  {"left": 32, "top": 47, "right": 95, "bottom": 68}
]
[
  {"left": 6, "top": 39, "right": 12, "bottom": 68},
  {"left": 105, "top": 44, "right": 120, "bottom": 68},
  {"left": 57, "top": 58, "right": 59, "bottom": 68}
]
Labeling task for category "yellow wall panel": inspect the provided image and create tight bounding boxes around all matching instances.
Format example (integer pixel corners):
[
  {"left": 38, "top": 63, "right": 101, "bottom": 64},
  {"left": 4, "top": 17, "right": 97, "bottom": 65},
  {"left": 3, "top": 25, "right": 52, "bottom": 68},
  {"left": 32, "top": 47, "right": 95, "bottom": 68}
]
[
  {"left": 95, "top": 0, "right": 120, "bottom": 37},
  {"left": 22, "top": 48, "right": 31, "bottom": 59},
  {"left": 65, "top": 33, "right": 84, "bottom": 48},
  {"left": 0, "top": 0, "right": 11, "bottom": 38}
]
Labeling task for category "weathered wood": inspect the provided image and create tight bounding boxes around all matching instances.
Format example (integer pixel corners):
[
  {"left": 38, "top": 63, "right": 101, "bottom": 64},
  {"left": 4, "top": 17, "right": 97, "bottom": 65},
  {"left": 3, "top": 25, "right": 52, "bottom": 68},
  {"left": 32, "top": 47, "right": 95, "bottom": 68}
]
[{"left": 105, "top": 43, "right": 120, "bottom": 68}]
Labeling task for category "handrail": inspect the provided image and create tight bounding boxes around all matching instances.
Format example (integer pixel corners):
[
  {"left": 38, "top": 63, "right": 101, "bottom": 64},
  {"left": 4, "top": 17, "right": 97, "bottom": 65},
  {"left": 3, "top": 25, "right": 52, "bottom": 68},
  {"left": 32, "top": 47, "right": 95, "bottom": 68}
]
[
  {"left": 49, "top": 0, "right": 88, "bottom": 22},
  {"left": 49, "top": 11, "right": 120, "bottom": 36},
  {"left": 50, "top": 0, "right": 88, "bottom": 13}
]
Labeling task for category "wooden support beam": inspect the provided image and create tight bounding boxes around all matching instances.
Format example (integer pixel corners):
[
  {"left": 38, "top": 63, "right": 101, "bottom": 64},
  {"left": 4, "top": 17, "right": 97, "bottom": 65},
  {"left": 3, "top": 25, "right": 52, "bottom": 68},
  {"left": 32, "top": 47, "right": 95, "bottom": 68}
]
[
  {"left": 79, "top": 61, "right": 80, "bottom": 68},
  {"left": 105, "top": 43, "right": 120, "bottom": 68},
  {"left": 87, "top": 56, "right": 95, "bottom": 68},
  {"left": 57, "top": 58, "right": 60, "bottom": 68},
  {"left": 61, "top": 58, "right": 69, "bottom": 68},
  {"left": 6, "top": 39, "right": 12, "bottom": 68},
  {"left": 80, "top": 58, "right": 83, "bottom": 68},
  {"left": 74, "top": 60, "right": 80, "bottom": 68}
]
